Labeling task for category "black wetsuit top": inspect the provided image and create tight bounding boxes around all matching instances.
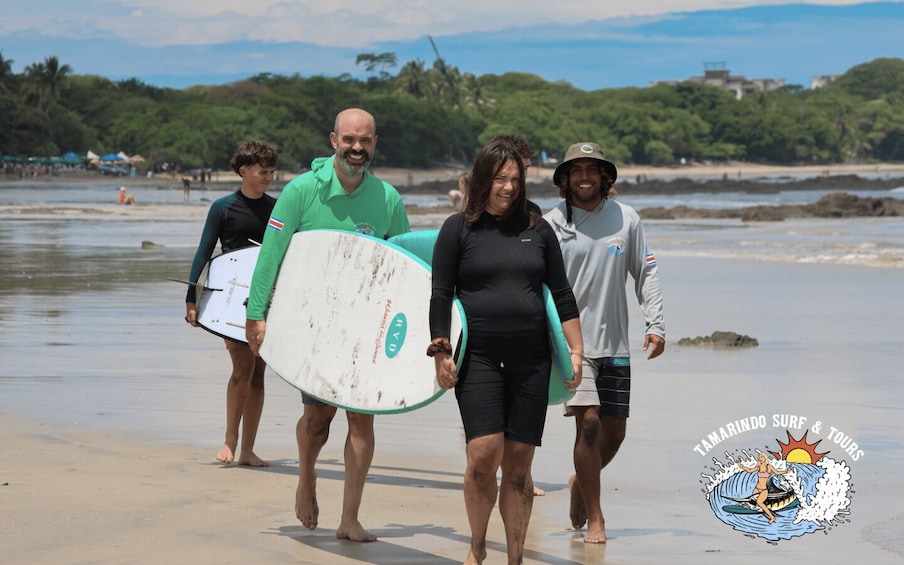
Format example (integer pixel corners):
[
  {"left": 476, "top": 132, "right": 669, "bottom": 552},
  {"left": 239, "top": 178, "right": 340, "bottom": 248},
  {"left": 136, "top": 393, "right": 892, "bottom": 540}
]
[
  {"left": 186, "top": 190, "right": 276, "bottom": 303},
  {"left": 429, "top": 211, "right": 579, "bottom": 341}
]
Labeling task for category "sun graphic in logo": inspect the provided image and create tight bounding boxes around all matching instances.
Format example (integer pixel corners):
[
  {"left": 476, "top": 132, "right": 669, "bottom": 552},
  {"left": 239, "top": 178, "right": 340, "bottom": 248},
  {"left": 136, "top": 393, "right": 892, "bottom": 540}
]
[{"left": 770, "top": 430, "right": 828, "bottom": 465}]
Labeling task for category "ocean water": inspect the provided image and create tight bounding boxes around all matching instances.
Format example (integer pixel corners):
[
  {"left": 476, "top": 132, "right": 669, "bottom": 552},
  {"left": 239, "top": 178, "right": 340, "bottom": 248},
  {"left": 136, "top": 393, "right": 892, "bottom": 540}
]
[{"left": 3, "top": 180, "right": 903, "bottom": 268}]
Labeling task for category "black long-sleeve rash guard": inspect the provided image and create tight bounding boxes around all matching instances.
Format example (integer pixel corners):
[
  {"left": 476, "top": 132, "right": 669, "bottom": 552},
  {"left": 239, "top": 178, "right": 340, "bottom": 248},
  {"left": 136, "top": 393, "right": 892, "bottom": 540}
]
[
  {"left": 429, "top": 211, "right": 579, "bottom": 341},
  {"left": 186, "top": 190, "right": 276, "bottom": 304}
]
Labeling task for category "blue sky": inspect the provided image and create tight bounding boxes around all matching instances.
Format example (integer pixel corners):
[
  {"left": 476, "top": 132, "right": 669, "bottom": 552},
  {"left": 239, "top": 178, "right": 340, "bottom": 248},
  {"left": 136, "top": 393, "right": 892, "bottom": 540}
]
[{"left": 1, "top": 1, "right": 902, "bottom": 90}]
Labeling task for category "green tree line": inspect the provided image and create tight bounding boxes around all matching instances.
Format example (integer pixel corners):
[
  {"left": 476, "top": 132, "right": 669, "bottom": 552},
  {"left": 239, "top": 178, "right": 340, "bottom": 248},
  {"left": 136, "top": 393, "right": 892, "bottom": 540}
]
[{"left": 2, "top": 50, "right": 903, "bottom": 171}]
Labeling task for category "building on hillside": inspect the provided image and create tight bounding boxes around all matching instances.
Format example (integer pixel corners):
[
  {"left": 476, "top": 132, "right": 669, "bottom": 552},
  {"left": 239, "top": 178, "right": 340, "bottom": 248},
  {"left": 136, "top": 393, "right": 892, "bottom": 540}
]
[
  {"left": 811, "top": 74, "right": 841, "bottom": 89},
  {"left": 651, "top": 62, "right": 785, "bottom": 99}
]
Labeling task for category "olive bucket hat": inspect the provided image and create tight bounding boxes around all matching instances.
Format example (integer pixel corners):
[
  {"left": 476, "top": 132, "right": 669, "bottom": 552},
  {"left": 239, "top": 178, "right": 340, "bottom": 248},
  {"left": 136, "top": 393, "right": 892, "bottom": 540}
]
[{"left": 552, "top": 142, "right": 618, "bottom": 187}]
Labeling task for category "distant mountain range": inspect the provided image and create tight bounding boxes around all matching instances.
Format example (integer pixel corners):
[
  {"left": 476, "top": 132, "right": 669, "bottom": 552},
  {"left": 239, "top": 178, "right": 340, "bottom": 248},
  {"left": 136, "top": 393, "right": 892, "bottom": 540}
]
[{"left": 2, "top": 2, "right": 902, "bottom": 90}]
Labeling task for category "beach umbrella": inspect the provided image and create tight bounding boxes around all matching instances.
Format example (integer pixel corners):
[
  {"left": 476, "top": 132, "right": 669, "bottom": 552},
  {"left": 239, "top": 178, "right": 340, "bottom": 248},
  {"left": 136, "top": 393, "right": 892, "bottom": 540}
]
[
  {"left": 100, "top": 153, "right": 124, "bottom": 162},
  {"left": 61, "top": 151, "right": 83, "bottom": 163}
]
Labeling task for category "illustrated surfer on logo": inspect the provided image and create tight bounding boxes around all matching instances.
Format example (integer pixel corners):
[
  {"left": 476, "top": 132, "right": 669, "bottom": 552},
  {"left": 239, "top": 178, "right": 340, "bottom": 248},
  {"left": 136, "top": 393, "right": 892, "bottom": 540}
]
[{"left": 736, "top": 453, "right": 791, "bottom": 523}]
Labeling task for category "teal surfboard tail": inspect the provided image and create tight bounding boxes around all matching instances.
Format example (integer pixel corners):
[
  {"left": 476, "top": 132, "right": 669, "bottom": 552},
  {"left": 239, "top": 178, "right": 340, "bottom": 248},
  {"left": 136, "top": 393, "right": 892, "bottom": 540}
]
[{"left": 389, "top": 229, "right": 574, "bottom": 405}]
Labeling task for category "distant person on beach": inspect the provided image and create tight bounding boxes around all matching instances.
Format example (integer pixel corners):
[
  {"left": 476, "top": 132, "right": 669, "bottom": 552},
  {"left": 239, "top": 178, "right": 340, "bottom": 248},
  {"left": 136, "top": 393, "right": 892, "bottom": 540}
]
[
  {"left": 182, "top": 177, "right": 191, "bottom": 201},
  {"left": 429, "top": 140, "right": 583, "bottom": 564},
  {"left": 246, "top": 108, "right": 409, "bottom": 543},
  {"left": 185, "top": 140, "right": 278, "bottom": 468},
  {"left": 118, "top": 186, "right": 135, "bottom": 205},
  {"left": 544, "top": 142, "right": 665, "bottom": 544},
  {"left": 448, "top": 173, "right": 467, "bottom": 208}
]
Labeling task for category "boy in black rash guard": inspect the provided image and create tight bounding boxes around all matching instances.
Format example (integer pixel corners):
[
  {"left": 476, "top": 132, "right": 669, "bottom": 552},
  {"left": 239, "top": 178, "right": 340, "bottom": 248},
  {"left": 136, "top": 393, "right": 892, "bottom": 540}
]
[
  {"left": 185, "top": 140, "right": 278, "bottom": 467},
  {"left": 428, "top": 140, "right": 584, "bottom": 565}
]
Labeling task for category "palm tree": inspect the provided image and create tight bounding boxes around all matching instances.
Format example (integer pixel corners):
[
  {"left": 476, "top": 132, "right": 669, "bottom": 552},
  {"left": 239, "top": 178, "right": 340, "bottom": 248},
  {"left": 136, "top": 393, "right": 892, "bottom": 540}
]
[
  {"left": 395, "top": 60, "right": 428, "bottom": 98},
  {"left": 23, "top": 55, "right": 72, "bottom": 112},
  {"left": 0, "top": 50, "right": 15, "bottom": 94}
]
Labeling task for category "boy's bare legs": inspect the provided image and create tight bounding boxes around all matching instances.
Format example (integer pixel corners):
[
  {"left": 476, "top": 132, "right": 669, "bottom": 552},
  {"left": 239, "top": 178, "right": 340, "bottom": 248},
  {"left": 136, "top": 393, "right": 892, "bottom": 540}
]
[
  {"left": 219, "top": 340, "right": 267, "bottom": 466},
  {"left": 236, "top": 356, "right": 267, "bottom": 467}
]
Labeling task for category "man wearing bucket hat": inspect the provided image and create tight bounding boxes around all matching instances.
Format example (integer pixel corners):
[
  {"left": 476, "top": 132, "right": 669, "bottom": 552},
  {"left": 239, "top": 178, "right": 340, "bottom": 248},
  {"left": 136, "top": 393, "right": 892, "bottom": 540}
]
[{"left": 544, "top": 142, "right": 666, "bottom": 543}]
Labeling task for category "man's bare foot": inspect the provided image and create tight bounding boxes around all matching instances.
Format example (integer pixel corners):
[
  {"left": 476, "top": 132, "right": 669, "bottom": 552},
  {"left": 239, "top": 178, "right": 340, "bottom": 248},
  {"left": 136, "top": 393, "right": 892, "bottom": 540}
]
[
  {"left": 216, "top": 444, "right": 235, "bottom": 464},
  {"left": 336, "top": 519, "right": 377, "bottom": 542},
  {"left": 295, "top": 480, "right": 319, "bottom": 530},
  {"left": 464, "top": 547, "right": 487, "bottom": 565},
  {"left": 533, "top": 486, "right": 546, "bottom": 496},
  {"left": 584, "top": 519, "right": 607, "bottom": 544},
  {"left": 568, "top": 474, "right": 587, "bottom": 529},
  {"left": 237, "top": 452, "right": 269, "bottom": 467}
]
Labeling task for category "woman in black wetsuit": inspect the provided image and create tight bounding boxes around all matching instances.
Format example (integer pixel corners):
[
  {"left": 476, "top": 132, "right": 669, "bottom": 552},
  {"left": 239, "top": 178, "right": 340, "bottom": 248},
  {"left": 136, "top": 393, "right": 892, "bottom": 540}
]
[{"left": 428, "top": 140, "right": 584, "bottom": 565}]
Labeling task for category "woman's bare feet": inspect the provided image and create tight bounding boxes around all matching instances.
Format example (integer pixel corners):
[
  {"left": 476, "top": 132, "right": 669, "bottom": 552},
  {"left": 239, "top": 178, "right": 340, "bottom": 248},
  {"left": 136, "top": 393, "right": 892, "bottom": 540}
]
[
  {"left": 533, "top": 486, "right": 546, "bottom": 496},
  {"left": 464, "top": 547, "right": 487, "bottom": 565}
]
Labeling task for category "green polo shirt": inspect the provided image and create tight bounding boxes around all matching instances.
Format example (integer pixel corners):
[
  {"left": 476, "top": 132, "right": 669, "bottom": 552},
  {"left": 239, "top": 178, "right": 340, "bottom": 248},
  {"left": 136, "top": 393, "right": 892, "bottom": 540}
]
[{"left": 246, "top": 155, "right": 410, "bottom": 320}]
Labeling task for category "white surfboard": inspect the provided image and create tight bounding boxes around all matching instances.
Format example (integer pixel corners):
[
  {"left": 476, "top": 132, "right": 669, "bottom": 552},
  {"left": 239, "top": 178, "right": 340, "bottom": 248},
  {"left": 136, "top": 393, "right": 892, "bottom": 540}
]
[
  {"left": 389, "top": 229, "right": 574, "bottom": 405},
  {"left": 195, "top": 246, "right": 260, "bottom": 343},
  {"left": 260, "top": 229, "right": 467, "bottom": 414}
]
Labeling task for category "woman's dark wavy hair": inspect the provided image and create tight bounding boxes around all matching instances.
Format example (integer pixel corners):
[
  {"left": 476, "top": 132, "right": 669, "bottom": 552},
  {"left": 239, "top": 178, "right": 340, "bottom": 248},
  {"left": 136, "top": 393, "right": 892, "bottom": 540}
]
[
  {"left": 462, "top": 140, "right": 533, "bottom": 229},
  {"left": 231, "top": 140, "right": 278, "bottom": 175}
]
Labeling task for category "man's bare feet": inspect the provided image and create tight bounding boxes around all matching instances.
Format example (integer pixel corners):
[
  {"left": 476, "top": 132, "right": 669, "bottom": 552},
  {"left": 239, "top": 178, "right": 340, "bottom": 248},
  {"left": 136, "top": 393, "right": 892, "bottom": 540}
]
[
  {"left": 584, "top": 519, "right": 607, "bottom": 544},
  {"left": 533, "top": 486, "right": 546, "bottom": 496},
  {"left": 216, "top": 443, "right": 235, "bottom": 464},
  {"left": 237, "top": 452, "right": 269, "bottom": 467},
  {"left": 568, "top": 474, "right": 587, "bottom": 529},
  {"left": 464, "top": 547, "right": 487, "bottom": 565},
  {"left": 295, "top": 480, "right": 319, "bottom": 530},
  {"left": 336, "top": 519, "right": 377, "bottom": 542}
]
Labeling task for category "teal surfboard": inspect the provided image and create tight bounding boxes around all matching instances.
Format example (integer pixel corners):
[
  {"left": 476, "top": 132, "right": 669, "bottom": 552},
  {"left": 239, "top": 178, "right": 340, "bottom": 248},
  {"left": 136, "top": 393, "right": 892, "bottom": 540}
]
[{"left": 389, "top": 229, "right": 575, "bottom": 405}]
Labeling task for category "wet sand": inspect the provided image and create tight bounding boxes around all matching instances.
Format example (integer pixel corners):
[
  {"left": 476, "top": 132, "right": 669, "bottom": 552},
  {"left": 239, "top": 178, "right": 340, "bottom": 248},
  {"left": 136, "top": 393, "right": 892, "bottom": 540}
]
[{"left": 1, "top": 207, "right": 903, "bottom": 563}]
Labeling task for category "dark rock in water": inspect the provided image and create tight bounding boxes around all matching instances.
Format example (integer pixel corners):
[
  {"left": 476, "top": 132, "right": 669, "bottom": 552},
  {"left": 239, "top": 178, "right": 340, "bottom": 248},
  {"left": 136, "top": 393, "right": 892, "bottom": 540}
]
[
  {"left": 678, "top": 331, "right": 759, "bottom": 347},
  {"left": 639, "top": 192, "right": 904, "bottom": 222},
  {"left": 141, "top": 240, "right": 163, "bottom": 249}
]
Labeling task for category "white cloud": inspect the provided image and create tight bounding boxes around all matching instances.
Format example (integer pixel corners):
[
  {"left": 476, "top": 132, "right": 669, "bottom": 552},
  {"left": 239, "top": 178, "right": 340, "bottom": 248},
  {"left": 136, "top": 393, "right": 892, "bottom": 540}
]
[{"left": 0, "top": 0, "right": 872, "bottom": 47}]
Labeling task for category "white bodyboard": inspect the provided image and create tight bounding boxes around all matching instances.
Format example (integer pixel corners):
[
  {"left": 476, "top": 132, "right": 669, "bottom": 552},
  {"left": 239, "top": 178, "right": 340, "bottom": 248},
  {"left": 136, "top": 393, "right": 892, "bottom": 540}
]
[
  {"left": 196, "top": 246, "right": 259, "bottom": 343},
  {"left": 260, "top": 230, "right": 466, "bottom": 414}
]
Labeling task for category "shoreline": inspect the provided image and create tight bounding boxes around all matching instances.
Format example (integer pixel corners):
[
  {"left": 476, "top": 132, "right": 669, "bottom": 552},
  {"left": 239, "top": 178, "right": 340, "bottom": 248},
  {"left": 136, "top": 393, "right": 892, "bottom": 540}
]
[{"left": 5, "top": 161, "right": 904, "bottom": 192}]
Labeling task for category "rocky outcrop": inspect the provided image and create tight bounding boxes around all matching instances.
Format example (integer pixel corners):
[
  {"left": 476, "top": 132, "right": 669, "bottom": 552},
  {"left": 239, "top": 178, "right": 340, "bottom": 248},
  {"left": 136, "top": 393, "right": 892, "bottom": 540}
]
[
  {"left": 639, "top": 192, "right": 904, "bottom": 221},
  {"left": 678, "top": 331, "right": 759, "bottom": 347}
]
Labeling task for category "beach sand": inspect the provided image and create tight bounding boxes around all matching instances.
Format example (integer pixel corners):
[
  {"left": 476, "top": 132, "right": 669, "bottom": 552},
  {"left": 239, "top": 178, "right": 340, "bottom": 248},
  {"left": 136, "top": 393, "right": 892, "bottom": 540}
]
[{"left": 2, "top": 203, "right": 903, "bottom": 563}]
